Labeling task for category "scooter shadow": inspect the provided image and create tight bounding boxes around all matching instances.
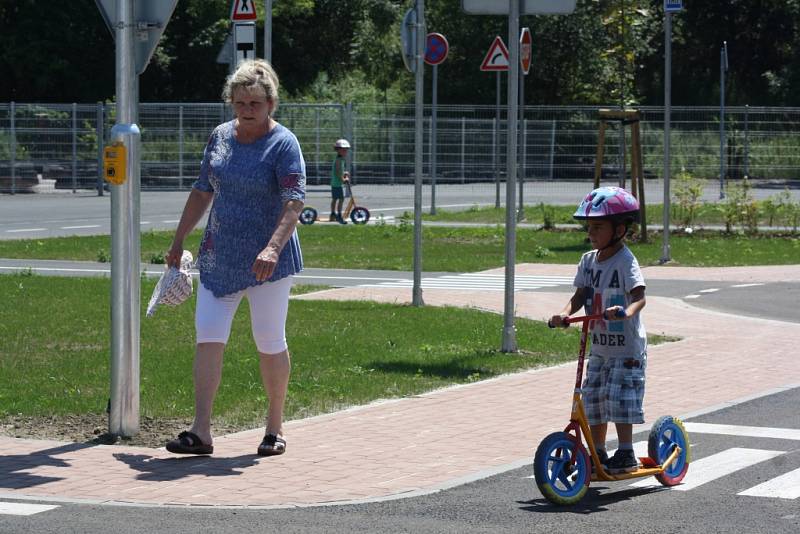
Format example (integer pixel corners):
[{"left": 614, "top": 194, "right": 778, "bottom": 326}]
[{"left": 518, "top": 485, "right": 668, "bottom": 514}]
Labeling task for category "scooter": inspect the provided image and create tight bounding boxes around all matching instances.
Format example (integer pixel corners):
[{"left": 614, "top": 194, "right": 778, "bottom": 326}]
[
  {"left": 534, "top": 312, "right": 690, "bottom": 505},
  {"left": 299, "top": 182, "right": 370, "bottom": 225}
]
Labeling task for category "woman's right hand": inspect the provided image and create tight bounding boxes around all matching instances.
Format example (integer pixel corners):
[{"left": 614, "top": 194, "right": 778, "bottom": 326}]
[
  {"left": 166, "top": 241, "right": 184, "bottom": 268},
  {"left": 548, "top": 314, "right": 568, "bottom": 328}
]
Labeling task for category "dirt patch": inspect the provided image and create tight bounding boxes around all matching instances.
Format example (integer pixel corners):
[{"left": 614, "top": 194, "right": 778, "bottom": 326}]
[{"left": 0, "top": 413, "right": 253, "bottom": 449}]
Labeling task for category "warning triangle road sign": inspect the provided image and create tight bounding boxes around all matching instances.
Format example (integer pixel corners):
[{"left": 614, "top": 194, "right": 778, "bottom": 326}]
[
  {"left": 231, "top": 0, "right": 258, "bottom": 21},
  {"left": 480, "top": 36, "right": 509, "bottom": 71}
]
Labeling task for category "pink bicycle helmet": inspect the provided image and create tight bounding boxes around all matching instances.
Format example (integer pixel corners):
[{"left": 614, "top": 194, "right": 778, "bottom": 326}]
[{"left": 573, "top": 186, "right": 640, "bottom": 223}]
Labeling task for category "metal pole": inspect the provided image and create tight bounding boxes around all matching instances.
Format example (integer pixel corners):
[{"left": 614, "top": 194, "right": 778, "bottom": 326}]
[
  {"left": 744, "top": 104, "right": 749, "bottom": 177},
  {"left": 660, "top": 11, "right": 672, "bottom": 264},
  {"left": 178, "top": 104, "right": 184, "bottom": 189},
  {"left": 109, "top": 0, "right": 141, "bottom": 438},
  {"left": 495, "top": 72, "right": 501, "bottom": 208},
  {"left": 412, "top": 0, "right": 425, "bottom": 306},
  {"left": 264, "top": 0, "right": 272, "bottom": 63},
  {"left": 460, "top": 116, "right": 466, "bottom": 183},
  {"left": 548, "top": 119, "right": 556, "bottom": 180},
  {"left": 97, "top": 103, "right": 104, "bottom": 196},
  {"left": 9, "top": 102, "right": 15, "bottom": 195},
  {"left": 517, "top": 73, "right": 524, "bottom": 221},
  {"left": 502, "top": 0, "right": 519, "bottom": 353},
  {"left": 430, "top": 63, "right": 437, "bottom": 215},
  {"left": 72, "top": 103, "right": 78, "bottom": 193},
  {"left": 315, "top": 108, "right": 320, "bottom": 185},
  {"left": 390, "top": 115, "right": 395, "bottom": 184},
  {"left": 719, "top": 41, "right": 727, "bottom": 199}
]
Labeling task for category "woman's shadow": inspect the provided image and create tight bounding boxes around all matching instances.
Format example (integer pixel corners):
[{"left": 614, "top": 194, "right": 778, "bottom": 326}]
[{"left": 112, "top": 452, "right": 261, "bottom": 482}]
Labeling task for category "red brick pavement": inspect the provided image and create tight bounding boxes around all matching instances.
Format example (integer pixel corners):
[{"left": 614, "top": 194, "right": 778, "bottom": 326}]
[{"left": 1, "top": 265, "right": 798, "bottom": 507}]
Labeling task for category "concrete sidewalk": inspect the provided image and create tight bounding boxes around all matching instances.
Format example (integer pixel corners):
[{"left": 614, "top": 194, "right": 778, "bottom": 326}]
[{"left": 1, "top": 265, "right": 799, "bottom": 508}]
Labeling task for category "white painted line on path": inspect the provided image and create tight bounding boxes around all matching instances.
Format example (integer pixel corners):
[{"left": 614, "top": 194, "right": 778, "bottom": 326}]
[
  {"left": 684, "top": 422, "right": 800, "bottom": 441},
  {"left": 738, "top": 467, "right": 800, "bottom": 499},
  {"left": 61, "top": 225, "right": 101, "bottom": 230},
  {"left": 731, "top": 283, "right": 765, "bottom": 288},
  {"left": 699, "top": 288, "right": 720, "bottom": 293},
  {"left": 5, "top": 228, "right": 46, "bottom": 233},
  {"left": 684, "top": 294, "right": 700, "bottom": 299},
  {"left": 0, "top": 502, "right": 59, "bottom": 516},
  {"left": 629, "top": 448, "right": 784, "bottom": 491}
]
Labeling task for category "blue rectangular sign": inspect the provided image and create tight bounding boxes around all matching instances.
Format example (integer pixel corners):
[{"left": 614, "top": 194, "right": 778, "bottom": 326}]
[{"left": 665, "top": 0, "right": 683, "bottom": 12}]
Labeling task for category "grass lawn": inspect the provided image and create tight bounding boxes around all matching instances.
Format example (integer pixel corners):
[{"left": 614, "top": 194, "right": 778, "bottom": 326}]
[
  {"left": 0, "top": 274, "right": 597, "bottom": 427},
  {"left": 0, "top": 224, "right": 798, "bottom": 270}
]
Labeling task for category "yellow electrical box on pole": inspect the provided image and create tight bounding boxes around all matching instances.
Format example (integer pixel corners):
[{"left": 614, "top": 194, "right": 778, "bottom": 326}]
[{"left": 103, "top": 142, "right": 127, "bottom": 185}]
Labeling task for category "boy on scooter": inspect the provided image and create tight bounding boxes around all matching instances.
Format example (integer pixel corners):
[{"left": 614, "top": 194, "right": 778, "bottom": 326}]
[{"left": 550, "top": 187, "right": 647, "bottom": 474}]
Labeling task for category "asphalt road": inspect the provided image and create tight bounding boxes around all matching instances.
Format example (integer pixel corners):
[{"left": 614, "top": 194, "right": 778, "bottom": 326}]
[{"left": 2, "top": 386, "right": 797, "bottom": 533}]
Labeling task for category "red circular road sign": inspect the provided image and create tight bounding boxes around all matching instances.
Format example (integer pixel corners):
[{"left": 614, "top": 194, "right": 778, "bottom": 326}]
[
  {"left": 520, "top": 27, "right": 533, "bottom": 74},
  {"left": 425, "top": 33, "right": 449, "bottom": 66}
]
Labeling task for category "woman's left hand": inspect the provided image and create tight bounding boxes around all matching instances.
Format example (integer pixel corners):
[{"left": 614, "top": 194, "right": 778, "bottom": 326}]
[{"left": 252, "top": 246, "right": 279, "bottom": 281}]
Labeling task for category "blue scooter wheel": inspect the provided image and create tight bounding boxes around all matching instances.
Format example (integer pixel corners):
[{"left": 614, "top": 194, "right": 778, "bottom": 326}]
[
  {"left": 534, "top": 431, "right": 591, "bottom": 505},
  {"left": 648, "top": 415, "right": 690, "bottom": 486},
  {"left": 299, "top": 207, "right": 317, "bottom": 225}
]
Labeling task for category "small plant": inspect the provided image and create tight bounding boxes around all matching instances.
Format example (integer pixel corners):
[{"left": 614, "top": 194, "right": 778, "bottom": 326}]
[
  {"left": 719, "top": 177, "right": 758, "bottom": 234},
  {"left": 540, "top": 202, "right": 556, "bottom": 230},
  {"left": 148, "top": 252, "right": 165, "bottom": 264},
  {"left": 672, "top": 169, "right": 704, "bottom": 229},
  {"left": 96, "top": 249, "right": 110, "bottom": 263},
  {"left": 771, "top": 189, "right": 800, "bottom": 232}
]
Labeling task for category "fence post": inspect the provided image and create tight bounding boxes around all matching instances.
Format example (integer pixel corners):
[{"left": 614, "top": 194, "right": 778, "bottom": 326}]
[
  {"left": 315, "top": 107, "right": 321, "bottom": 185},
  {"left": 178, "top": 104, "right": 184, "bottom": 189},
  {"left": 72, "top": 102, "right": 78, "bottom": 193},
  {"left": 10, "top": 102, "right": 16, "bottom": 195},
  {"left": 494, "top": 116, "right": 499, "bottom": 206},
  {"left": 517, "top": 118, "right": 526, "bottom": 221},
  {"left": 389, "top": 115, "right": 395, "bottom": 184},
  {"left": 97, "top": 102, "right": 104, "bottom": 196},
  {"left": 744, "top": 104, "right": 749, "bottom": 177},
  {"left": 548, "top": 119, "right": 556, "bottom": 180},
  {"left": 461, "top": 116, "right": 466, "bottom": 184}
]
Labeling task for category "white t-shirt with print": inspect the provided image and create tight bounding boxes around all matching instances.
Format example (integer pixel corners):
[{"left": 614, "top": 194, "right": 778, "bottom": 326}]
[{"left": 573, "top": 245, "right": 647, "bottom": 358}]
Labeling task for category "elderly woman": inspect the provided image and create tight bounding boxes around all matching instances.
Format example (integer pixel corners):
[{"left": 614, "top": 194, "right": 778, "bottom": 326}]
[{"left": 164, "top": 59, "right": 305, "bottom": 456}]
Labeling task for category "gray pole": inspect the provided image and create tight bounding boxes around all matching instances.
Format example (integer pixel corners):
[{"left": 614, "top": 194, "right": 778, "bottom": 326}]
[
  {"left": 178, "top": 104, "right": 184, "bottom": 189},
  {"left": 517, "top": 70, "right": 524, "bottom": 221},
  {"left": 109, "top": 0, "right": 141, "bottom": 438},
  {"left": 97, "top": 103, "right": 104, "bottom": 196},
  {"left": 430, "top": 63, "right": 437, "bottom": 215},
  {"left": 744, "top": 104, "right": 749, "bottom": 177},
  {"left": 502, "top": 0, "right": 519, "bottom": 353},
  {"left": 495, "top": 72, "right": 501, "bottom": 208},
  {"left": 412, "top": 0, "right": 425, "bottom": 307},
  {"left": 719, "top": 41, "right": 727, "bottom": 199},
  {"left": 72, "top": 103, "right": 78, "bottom": 193},
  {"left": 9, "top": 102, "right": 15, "bottom": 195},
  {"left": 264, "top": 0, "right": 273, "bottom": 63},
  {"left": 660, "top": 11, "right": 672, "bottom": 263}
]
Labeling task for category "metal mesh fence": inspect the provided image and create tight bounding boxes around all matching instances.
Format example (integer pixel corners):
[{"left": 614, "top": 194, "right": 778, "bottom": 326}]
[{"left": 2, "top": 102, "right": 799, "bottom": 194}]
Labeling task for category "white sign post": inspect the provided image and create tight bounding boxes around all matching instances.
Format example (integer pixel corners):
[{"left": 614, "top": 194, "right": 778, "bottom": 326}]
[
  {"left": 480, "top": 36, "right": 509, "bottom": 209},
  {"left": 518, "top": 27, "right": 532, "bottom": 222},
  {"left": 234, "top": 23, "right": 257, "bottom": 66}
]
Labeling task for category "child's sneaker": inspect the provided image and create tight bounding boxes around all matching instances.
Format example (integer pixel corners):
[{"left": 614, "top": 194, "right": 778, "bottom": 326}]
[
  {"left": 605, "top": 449, "right": 639, "bottom": 473},
  {"left": 329, "top": 213, "right": 337, "bottom": 222},
  {"left": 592, "top": 448, "right": 609, "bottom": 473}
]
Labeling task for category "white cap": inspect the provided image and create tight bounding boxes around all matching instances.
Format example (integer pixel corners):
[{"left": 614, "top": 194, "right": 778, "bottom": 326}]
[{"left": 334, "top": 138, "right": 350, "bottom": 149}]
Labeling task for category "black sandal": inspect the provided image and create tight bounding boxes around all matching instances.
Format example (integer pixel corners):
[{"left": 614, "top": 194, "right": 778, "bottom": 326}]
[
  {"left": 165, "top": 431, "right": 213, "bottom": 455},
  {"left": 257, "top": 433, "right": 286, "bottom": 456}
]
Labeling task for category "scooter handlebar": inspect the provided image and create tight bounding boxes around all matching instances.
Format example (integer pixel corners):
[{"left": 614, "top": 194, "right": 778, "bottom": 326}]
[{"left": 547, "top": 309, "right": 626, "bottom": 328}]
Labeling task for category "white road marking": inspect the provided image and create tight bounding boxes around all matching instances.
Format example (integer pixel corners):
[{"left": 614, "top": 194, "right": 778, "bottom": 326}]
[
  {"left": 140, "top": 221, "right": 150, "bottom": 225},
  {"left": 699, "top": 288, "right": 720, "bottom": 293},
  {"left": 684, "top": 294, "right": 700, "bottom": 299},
  {"left": 364, "top": 274, "right": 574, "bottom": 292},
  {"left": 684, "top": 422, "right": 800, "bottom": 441},
  {"left": 731, "top": 283, "right": 765, "bottom": 288},
  {"left": 0, "top": 502, "right": 59, "bottom": 516},
  {"left": 162, "top": 219, "right": 180, "bottom": 223},
  {"left": 60, "top": 225, "right": 101, "bottom": 230},
  {"left": 5, "top": 228, "right": 46, "bottom": 233},
  {"left": 739, "top": 468, "right": 800, "bottom": 499},
  {"left": 629, "top": 448, "right": 784, "bottom": 491}
]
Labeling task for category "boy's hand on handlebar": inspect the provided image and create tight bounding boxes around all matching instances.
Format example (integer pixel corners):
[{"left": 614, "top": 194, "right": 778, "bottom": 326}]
[
  {"left": 604, "top": 306, "right": 627, "bottom": 321},
  {"left": 548, "top": 314, "right": 569, "bottom": 328}
]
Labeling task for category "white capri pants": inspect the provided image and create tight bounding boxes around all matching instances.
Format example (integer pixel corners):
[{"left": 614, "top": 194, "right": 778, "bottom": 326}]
[{"left": 195, "top": 276, "right": 293, "bottom": 354}]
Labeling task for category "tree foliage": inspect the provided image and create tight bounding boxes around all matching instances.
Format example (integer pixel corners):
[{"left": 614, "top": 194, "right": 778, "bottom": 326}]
[{"left": 3, "top": 0, "right": 800, "bottom": 106}]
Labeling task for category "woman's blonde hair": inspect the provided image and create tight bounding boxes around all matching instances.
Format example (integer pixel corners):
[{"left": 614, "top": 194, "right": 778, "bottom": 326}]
[{"left": 222, "top": 59, "right": 280, "bottom": 112}]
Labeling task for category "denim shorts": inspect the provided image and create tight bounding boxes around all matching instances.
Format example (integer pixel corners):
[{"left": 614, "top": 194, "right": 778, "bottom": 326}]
[{"left": 582, "top": 352, "right": 646, "bottom": 425}]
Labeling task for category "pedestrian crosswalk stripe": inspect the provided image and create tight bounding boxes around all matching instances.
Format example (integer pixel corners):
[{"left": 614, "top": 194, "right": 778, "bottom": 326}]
[
  {"left": 684, "top": 422, "right": 800, "bottom": 441},
  {"left": 738, "top": 467, "right": 800, "bottom": 499},
  {"left": 0, "top": 502, "right": 59, "bottom": 516},
  {"left": 362, "top": 274, "right": 574, "bottom": 292},
  {"left": 629, "top": 447, "right": 784, "bottom": 491}
]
